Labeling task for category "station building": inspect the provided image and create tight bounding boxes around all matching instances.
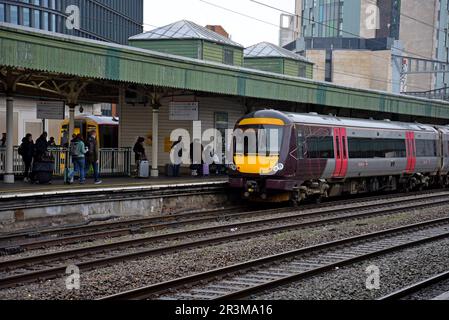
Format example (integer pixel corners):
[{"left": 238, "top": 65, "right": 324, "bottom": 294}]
[{"left": 2, "top": 21, "right": 449, "bottom": 184}]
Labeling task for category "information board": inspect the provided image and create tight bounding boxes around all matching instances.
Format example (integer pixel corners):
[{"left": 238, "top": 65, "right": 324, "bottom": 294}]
[
  {"left": 36, "top": 101, "right": 65, "bottom": 120},
  {"left": 169, "top": 102, "right": 199, "bottom": 121}
]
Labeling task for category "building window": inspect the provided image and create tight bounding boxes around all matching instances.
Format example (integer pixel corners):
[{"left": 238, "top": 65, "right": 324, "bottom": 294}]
[
  {"left": 42, "top": 11, "right": 48, "bottom": 30},
  {"left": 33, "top": 9, "right": 40, "bottom": 28},
  {"left": 50, "top": 13, "right": 55, "bottom": 31},
  {"left": 10, "top": 5, "right": 19, "bottom": 24},
  {"left": 0, "top": 4, "right": 4, "bottom": 22},
  {"left": 325, "top": 50, "right": 333, "bottom": 82},
  {"left": 23, "top": 7, "right": 30, "bottom": 26},
  {"left": 223, "top": 48, "right": 234, "bottom": 65},
  {"left": 299, "top": 64, "right": 306, "bottom": 77}
]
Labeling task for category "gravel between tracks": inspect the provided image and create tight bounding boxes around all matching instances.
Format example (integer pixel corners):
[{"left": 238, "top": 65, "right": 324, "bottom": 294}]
[
  {"left": 0, "top": 201, "right": 449, "bottom": 300},
  {"left": 252, "top": 237, "right": 449, "bottom": 300},
  {"left": 1, "top": 192, "right": 446, "bottom": 263}
]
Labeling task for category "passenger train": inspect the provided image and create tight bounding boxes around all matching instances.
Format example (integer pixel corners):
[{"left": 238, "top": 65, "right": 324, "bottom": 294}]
[{"left": 229, "top": 110, "right": 449, "bottom": 204}]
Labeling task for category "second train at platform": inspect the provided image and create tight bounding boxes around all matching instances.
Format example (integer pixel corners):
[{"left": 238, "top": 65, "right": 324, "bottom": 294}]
[{"left": 229, "top": 110, "right": 449, "bottom": 204}]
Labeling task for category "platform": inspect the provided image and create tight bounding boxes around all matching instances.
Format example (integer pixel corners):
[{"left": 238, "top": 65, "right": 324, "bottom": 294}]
[{"left": 0, "top": 176, "right": 229, "bottom": 200}]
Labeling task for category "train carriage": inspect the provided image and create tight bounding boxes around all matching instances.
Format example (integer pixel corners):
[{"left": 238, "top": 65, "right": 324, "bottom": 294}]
[{"left": 229, "top": 110, "right": 449, "bottom": 204}]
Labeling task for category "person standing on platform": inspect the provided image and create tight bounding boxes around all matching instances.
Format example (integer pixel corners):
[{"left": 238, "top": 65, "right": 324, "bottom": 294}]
[
  {"left": 18, "top": 134, "right": 34, "bottom": 183},
  {"left": 68, "top": 134, "right": 87, "bottom": 184},
  {"left": 1, "top": 133, "right": 6, "bottom": 147},
  {"left": 133, "top": 137, "right": 147, "bottom": 175},
  {"left": 48, "top": 137, "right": 57, "bottom": 148},
  {"left": 190, "top": 139, "right": 203, "bottom": 177},
  {"left": 133, "top": 137, "right": 146, "bottom": 163},
  {"left": 34, "top": 132, "right": 48, "bottom": 162},
  {"left": 85, "top": 130, "right": 102, "bottom": 185}
]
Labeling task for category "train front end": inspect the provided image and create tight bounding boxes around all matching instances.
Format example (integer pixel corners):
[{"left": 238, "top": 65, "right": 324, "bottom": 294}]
[{"left": 228, "top": 111, "right": 296, "bottom": 202}]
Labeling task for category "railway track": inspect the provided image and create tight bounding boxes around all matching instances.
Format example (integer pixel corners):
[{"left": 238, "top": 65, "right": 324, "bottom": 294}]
[
  {"left": 378, "top": 271, "right": 449, "bottom": 300},
  {"left": 0, "top": 193, "right": 448, "bottom": 290},
  {"left": 2, "top": 189, "right": 448, "bottom": 252},
  {"left": 100, "top": 217, "right": 449, "bottom": 300}
]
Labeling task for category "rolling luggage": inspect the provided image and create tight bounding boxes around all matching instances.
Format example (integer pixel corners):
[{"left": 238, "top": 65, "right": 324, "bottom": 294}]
[
  {"left": 137, "top": 160, "right": 149, "bottom": 178},
  {"left": 202, "top": 164, "right": 210, "bottom": 176},
  {"left": 33, "top": 161, "right": 55, "bottom": 184}
]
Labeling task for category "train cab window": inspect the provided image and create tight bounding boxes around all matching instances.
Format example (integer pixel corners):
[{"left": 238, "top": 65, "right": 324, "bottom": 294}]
[
  {"left": 415, "top": 139, "right": 437, "bottom": 157},
  {"left": 234, "top": 125, "right": 284, "bottom": 156}
]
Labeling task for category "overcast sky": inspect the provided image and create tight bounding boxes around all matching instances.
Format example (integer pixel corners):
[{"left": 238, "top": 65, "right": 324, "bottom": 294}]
[{"left": 143, "top": 0, "right": 295, "bottom": 47}]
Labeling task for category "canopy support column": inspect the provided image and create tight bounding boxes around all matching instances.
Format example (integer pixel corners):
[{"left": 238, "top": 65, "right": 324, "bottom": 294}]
[
  {"left": 67, "top": 103, "right": 77, "bottom": 141},
  {"left": 4, "top": 95, "right": 14, "bottom": 184},
  {"left": 151, "top": 104, "right": 159, "bottom": 178}
]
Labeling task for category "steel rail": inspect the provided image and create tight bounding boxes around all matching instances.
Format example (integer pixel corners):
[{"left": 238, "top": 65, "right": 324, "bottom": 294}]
[
  {"left": 2, "top": 190, "right": 448, "bottom": 252},
  {"left": 378, "top": 270, "right": 449, "bottom": 300},
  {"left": 1, "top": 188, "right": 446, "bottom": 248},
  {"left": 0, "top": 196, "right": 448, "bottom": 289},
  {"left": 100, "top": 217, "right": 449, "bottom": 300}
]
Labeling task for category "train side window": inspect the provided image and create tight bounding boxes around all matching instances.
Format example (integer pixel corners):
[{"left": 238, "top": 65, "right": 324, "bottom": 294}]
[
  {"left": 306, "top": 136, "right": 334, "bottom": 159},
  {"left": 415, "top": 139, "right": 437, "bottom": 157},
  {"left": 348, "top": 137, "right": 406, "bottom": 158}
]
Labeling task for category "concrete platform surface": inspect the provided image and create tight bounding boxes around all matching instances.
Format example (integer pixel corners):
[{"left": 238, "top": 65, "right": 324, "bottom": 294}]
[{"left": 0, "top": 176, "right": 229, "bottom": 199}]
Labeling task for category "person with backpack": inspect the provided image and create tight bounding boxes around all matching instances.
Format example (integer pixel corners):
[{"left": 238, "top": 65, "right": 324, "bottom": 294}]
[
  {"left": 19, "top": 134, "right": 34, "bottom": 183},
  {"left": 68, "top": 134, "right": 88, "bottom": 184}
]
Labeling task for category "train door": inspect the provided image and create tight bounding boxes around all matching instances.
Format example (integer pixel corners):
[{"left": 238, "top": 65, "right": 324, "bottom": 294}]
[
  {"left": 405, "top": 131, "right": 416, "bottom": 174},
  {"left": 333, "top": 127, "right": 348, "bottom": 178}
]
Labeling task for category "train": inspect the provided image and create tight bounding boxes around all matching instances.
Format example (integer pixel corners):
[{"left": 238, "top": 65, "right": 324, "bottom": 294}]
[
  {"left": 60, "top": 115, "right": 119, "bottom": 148},
  {"left": 229, "top": 110, "right": 449, "bottom": 204}
]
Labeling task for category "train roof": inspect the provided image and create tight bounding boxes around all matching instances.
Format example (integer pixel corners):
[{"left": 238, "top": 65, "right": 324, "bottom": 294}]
[
  {"left": 62, "top": 115, "right": 119, "bottom": 125},
  {"left": 241, "top": 110, "right": 439, "bottom": 133}
]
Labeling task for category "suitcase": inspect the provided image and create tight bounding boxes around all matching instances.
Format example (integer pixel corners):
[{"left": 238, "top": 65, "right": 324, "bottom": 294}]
[
  {"left": 137, "top": 160, "right": 149, "bottom": 178},
  {"left": 33, "top": 161, "right": 54, "bottom": 184},
  {"left": 202, "top": 164, "right": 210, "bottom": 176},
  {"left": 36, "top": 171, "right": 52, "bottom": 184}
]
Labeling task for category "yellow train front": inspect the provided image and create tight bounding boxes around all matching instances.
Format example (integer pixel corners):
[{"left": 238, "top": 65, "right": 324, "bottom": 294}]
[{"left": 60, "top": 115, "right": 119, "bottom": 148}]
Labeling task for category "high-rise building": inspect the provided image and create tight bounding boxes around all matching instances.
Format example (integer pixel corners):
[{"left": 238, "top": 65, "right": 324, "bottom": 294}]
[
  {"left": 0, "top": 0, "right": 143, "bottom": 145},
  {"left": 0, "top": 0, "right": 143, "bottom": 45},
  {"left": 288, "top": 0, "right": 449, "bottom": 95}
]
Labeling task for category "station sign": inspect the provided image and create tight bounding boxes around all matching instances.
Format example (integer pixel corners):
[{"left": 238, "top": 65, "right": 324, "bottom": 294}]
[
  {"left": 169, "top": 102, "right": 199, "bottom": 121},
  {"left": 36, "top": 101, "right": 65, "bottom": 120}
]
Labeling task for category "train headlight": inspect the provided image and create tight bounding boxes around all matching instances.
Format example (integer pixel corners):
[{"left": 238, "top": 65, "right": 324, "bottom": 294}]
[
  {"left": 273, "top": 163, "right": 284, "bottom": 173},
  {"left": 229, "top": 164, "right": 237, "bottom": 171}
]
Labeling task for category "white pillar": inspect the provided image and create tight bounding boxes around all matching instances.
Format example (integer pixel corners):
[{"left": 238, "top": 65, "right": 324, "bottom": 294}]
[
  {"left": 151, "top": 105, "right": 159, "bottom": 177},
  {"left": 68, "top": 105, "right": 76, "bottom": 141},
  {"left": 4, "top": 96, "right": 14, "bottom": 184}
]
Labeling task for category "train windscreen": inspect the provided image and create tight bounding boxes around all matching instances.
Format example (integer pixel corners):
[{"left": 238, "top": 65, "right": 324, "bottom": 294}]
[{"left": 234, "top": 125, "right": 284, "bottom": 156}]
